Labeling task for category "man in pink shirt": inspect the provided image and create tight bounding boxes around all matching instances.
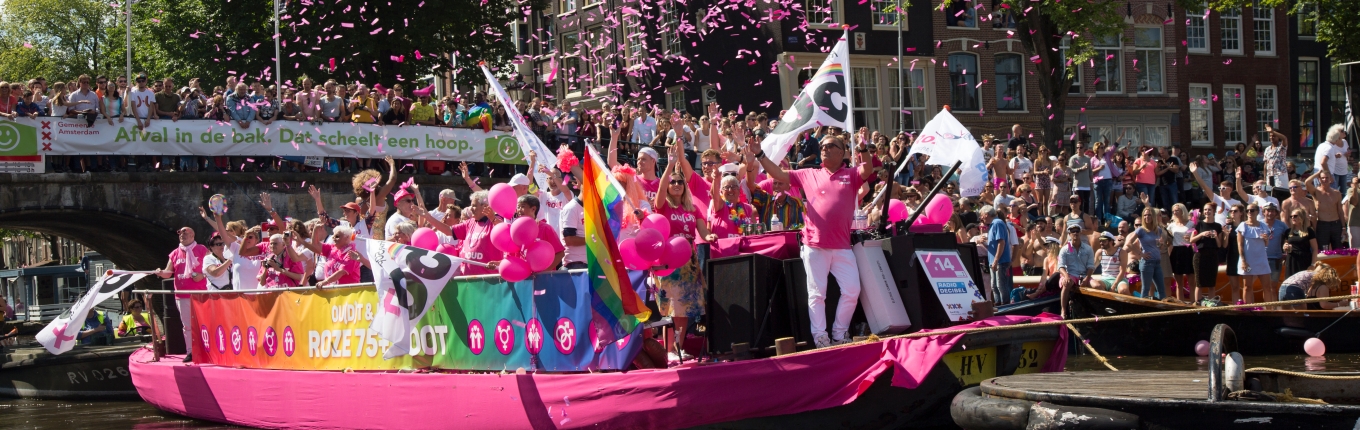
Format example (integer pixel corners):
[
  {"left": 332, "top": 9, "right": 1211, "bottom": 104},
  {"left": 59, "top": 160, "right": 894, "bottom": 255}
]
[
  {"left": 155, "top": 226, "right": 209, "bottom": 362},
  {"left": 748, "top": 135, "right": 873, "bottom": 347}
]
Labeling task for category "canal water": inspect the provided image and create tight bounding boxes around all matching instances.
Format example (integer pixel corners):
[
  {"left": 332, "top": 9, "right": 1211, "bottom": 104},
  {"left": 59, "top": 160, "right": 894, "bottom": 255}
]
[{"left": 4, "top": 352, "right": 1358, "bottom": 429}]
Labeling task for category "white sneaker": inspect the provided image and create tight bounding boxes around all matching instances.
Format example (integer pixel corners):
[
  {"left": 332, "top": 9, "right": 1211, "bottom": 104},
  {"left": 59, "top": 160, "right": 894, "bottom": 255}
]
[
  {"left": 832, "top": 337, "right": 852, "bottom": 346},
  {"left": 814, "top": 333, "right": 832, "bottom": 348},
  {"left": 678, "top": 350, "right": 695, "bottom": 362}
]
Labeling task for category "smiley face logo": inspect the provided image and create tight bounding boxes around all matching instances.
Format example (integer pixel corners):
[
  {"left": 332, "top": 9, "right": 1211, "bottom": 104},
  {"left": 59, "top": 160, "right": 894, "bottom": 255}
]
[
  {"left": 0, "top": 122, "right": 21, "bottom": 152},
  {"left": 495, "top": 135, "right": 522, "bottom": 160}
]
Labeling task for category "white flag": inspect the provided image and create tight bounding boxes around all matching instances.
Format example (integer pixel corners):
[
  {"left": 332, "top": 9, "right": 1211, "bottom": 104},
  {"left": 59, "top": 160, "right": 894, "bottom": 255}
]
[
  {"left": 760, "top": 31, "right": 853, "bottom": 163},
  {"left": 35, "top": 272, "right": 149, "bottom": 355},
  {"left": 365, "top": 239, "right": 464, "bottom": 359},
  {"left": 481, "top": 64, "right": 557, "bottom": 192},
  {"left": 902, "top": 109, "right": 988, "bottom": 197}
]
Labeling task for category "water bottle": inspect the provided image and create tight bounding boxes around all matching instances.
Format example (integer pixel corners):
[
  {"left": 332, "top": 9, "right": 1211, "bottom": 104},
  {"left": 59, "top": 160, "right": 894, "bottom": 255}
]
[
  {"left": 770, "top": 214, "right": 783, "bottom": 232},
  {"left": 853, "top": 209, "right": 868, "bottom": 230}
]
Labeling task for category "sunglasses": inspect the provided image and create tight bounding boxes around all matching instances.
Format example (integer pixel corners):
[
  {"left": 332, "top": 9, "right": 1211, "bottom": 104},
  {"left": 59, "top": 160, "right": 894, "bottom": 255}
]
[
  {"left": 1248, "top": 208, "right": 1260, "bottom": 213},
  {"left": 210, "top": 242, "right": 224, "bottom": 247},
  {"left": 1289, "top": 186, "right": 1300, "bottom": 189},
  {"left": 820, "top": 144, "right": 843, "bottom": 151},
  {"left": 1290, "top": 214, "right": 1301, "bottom": 218},
  {"left": 136, "top": 78, "right": 147, "bottom": 82}
]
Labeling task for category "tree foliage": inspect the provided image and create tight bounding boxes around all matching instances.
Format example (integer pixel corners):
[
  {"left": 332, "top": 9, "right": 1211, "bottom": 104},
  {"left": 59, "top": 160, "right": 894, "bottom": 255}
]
[
  {"left": 1210, "top": 0, "right": 1359, "bottom": 62},
  {"left": 0, "top": 0, "right": 117, "bottom": 80}
]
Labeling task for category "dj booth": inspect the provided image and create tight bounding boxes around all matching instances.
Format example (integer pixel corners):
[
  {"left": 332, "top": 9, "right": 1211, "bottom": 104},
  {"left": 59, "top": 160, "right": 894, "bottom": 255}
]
[{"left": 704, "top": 232, "right": 986, "bottom": 356}]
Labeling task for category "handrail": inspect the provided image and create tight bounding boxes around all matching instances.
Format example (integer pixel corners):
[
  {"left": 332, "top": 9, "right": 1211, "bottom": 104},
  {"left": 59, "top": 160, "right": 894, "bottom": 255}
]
[{"left": 129, "top": 268, "right": 590, "bottom": 295}]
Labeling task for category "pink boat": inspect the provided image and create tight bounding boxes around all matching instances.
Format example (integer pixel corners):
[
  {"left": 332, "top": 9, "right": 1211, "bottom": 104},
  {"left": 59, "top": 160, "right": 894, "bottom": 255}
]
[{"left": 130, "top": 314, "right": 1066, "bottom": 429}]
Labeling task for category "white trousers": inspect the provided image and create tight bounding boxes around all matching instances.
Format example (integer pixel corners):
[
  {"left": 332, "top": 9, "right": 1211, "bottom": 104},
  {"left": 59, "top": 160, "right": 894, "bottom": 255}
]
[
  {"left": 1349, "top": 226, "right": 1360, "bottom": 250},
  {"left": 176, "top": 297, "right": 194, "bottom": 355},
  {"left": 801, "top": 246, "right": 861, "bottom": 340}
]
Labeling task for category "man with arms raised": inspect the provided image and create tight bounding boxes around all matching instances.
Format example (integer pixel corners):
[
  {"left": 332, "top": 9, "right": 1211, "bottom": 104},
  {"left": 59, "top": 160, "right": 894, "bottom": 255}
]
[
  {"left": 153, "top": 227, "right": 208, "bottom": 362},
  {"left": 747, "top": 134, "right": 873, "bottom": 348}
]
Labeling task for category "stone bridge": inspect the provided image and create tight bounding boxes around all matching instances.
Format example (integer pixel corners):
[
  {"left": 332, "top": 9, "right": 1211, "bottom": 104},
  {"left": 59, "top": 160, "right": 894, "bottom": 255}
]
[{"left": 0, "top": 172, "right": 475, "bottom": 271}]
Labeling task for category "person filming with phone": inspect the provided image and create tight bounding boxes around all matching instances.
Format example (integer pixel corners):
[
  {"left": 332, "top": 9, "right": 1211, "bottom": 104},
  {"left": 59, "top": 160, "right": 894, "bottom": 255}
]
[{"left": 257, "top": 233, "right": 304, "bottom": 288}]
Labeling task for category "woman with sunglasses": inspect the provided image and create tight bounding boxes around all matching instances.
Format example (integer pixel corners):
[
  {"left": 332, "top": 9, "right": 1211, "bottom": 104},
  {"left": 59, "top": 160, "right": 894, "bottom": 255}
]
[
  {"left": 201, "top": 232, "right": 234, "bottom": 290},
  {"left": 1236, "top": 203, "right": 1274, "bottom": 304},
  {"left": 200, "top": 207, "right": 266, "bottom": 290},
  {"left": 1165, "top": 203, "right": 1195, "bottom": 302},
  {"left": 116, "top": 300, "right": 152, "bottom": 337},
  {"left": 1282, "top": 208, "right": 1318, "bottom": 278},
  {"left": 652, "top": 142, "right": 717, "bottom": 363},
  {"left": 1124, "top": 203, "right": 1169, "bottom": 300}
]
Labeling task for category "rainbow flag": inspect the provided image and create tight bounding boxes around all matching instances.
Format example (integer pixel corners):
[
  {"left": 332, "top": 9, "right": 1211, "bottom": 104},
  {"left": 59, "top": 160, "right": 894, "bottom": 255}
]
[
  {"left": 584, "top": 145, "right": 630, "bottom": 237},
  {"left": 583, "top": 146, "right": 650, "bottom": 337},
  {"left": 1300, "top": 122, "right": 1314, "bottom": 148}
]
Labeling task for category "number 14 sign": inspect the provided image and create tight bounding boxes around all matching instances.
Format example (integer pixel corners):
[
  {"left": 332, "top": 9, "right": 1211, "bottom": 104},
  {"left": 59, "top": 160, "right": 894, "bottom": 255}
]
[{"left": 915, "top": 250, "right": 985, "bottom": 321}]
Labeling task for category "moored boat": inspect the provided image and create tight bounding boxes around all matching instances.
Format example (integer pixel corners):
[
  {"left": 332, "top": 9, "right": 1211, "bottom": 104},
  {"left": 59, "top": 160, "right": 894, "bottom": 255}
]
[
  {"left": 2, "top": 338, "right": 147, "bottom": 399},
  {"left": 1067, "top": 287, "right": 1360, "bottom": 356}
]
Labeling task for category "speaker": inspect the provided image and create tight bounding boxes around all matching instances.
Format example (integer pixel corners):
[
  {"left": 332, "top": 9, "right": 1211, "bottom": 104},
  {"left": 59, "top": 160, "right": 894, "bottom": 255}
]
[
  {"left": 881, "top": 233, "right": 983, "bottom": 330},
  {"left": 155, "top": 279, "right": 188, "bottom": 355},
  {"left": 782, "top": 258, "right": 868, "bottom": 345},
  {"left": 705, "top": 253, "right": 790, "bottom": 355}
]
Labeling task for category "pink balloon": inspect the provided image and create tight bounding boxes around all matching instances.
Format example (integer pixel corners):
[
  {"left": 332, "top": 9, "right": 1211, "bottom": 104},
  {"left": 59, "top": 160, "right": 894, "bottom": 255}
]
[
  {"left": 491, "top": 223, "right": 517, "bottom": 253},
  {"left": 663, "top": 236, "right": 692, "bottom": 268},
  {"left": 640, "top": 213, "right": 671, "bottom": 239},
  {"left": 1305, "top": 337, "right": 1326, "bottom": 357},
  {"left": 499, "top": 256, "right": 531, "bottom": 282},
  {"left": 1194, "top": 340, "right": 1210, "bottom": 357},
  {"left": 411, "top": 227, "right": 438, "bottom": 250},
  {"left": 619, "top": 238, "right": 649, "bottom": 271},
  {"left": 634, "top": 228, "right": 666, "bottom": 262},
  {"left": 436, "top": 243, "right": 457, "bottom": 255},
  {"left": 653, "top": 267, "right": 677, "bottom": 277},
  {"left": 489, "top": 183, "right": 518, "bottom": 219},
  {"left": 510, "top": 216, "right": 538, "bottom": 247},
  {"left": 526, "top": 240, "right": 556, "bottom": 272},
  {"left": 888, "top": 199, "right": 909, "bottom": 223},
  {"left": 922, "top": 194, "right": 954, "bottom": 224}
]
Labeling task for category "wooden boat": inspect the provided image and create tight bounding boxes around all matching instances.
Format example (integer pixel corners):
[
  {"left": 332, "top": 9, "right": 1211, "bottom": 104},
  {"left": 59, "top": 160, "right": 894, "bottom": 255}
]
[
  {"left": 952, "top": 324, "right": 1360, "bottom": 429},
  {"left": 2, "top": 336, "right": 147, "bottom": 399},
  {"left": 130, "top": 317, "right": 1064, "bottom": 430},
  {"left": 1067, "top": 287, "right": 1360, "bottom": 356}
]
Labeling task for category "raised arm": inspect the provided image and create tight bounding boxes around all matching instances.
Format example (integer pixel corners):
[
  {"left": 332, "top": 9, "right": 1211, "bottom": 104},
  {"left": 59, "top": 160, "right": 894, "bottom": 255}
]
[
  {"left": 1234, "top": 167, "right": 1253, "bottom": 202},
  {"left": 746, "top": 138, "right": 790, "bottom": 183},
  {"left": 259, "top": 192, "right": 287, "bottom": 229},
  {"left": 372, "top": 156, "right": 399, "bottom": 215},
  {"left": 1188, "top": 161, "right": 1212, "bottom": 195},
  {"left": 606, "top": 120, "right": 622, "bottom": 168},
  {"left": 653, "top": 144, "right": 681, "bottom": 210},
  {"left": 458, "top": 162, "right": 484, "bottom": 192}
]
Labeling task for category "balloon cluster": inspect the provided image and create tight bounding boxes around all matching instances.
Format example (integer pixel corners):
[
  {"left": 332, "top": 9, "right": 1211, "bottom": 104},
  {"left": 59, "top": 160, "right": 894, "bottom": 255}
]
[
  {"left": 410, "top": 227, "right": 456, "bottom": 254},
  {"left": 491, "top": 217, "right": 558, "bottom": 282},
  {"left": 901, "top": 194, "right": 954, "bottom": 233},
  {"left": 489, "top": 183, "right": 519, "bottom": 220},
  {"left": 619, "top": 214, "right": 692, "bottom": 277}
]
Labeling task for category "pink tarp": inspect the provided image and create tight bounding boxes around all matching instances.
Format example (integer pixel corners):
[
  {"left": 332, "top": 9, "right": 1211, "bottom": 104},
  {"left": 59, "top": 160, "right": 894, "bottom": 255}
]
[
  {"left": 709, "top": 231, "right": 801, "bottom": 260},
  {"left": 131, "top": 314, "right": 1066, "bottom": 430}
]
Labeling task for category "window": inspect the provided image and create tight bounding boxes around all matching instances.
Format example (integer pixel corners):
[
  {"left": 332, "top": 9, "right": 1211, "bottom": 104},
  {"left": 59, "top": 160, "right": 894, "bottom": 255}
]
[
  {"left": 991, "top": 9, "right": 1017, "bottom": 29},
  {"left": 661, "top": 1, "right": 684, "bottom": 56},
  {"left": 851, "top": 67, "right": 880, "bottom": 131},
  {"left": 1093, "top": 35, "right": 1121, "bottom": 93},
  {"left": 945, "top": 1, "right": 976, "bottom": 28},
  {"left": 1087, "top": 126, "right": 1112, "bottom": 145},
  {"left": 805, "top": 0, "right": 838, "bottom": 26},
  {"left": 1134, "top": 28, "right": 1164, "bottom": 93},
  {"left": 1299, "top": 60, "right": 1319, "bottom": 136},
  {"left": 1223, "top": 85, "right": 1245, "bottom": 144},
  {"left": 561, "top": 32, "right": 581, "bottom": 92},
  {"left": 1060, "top": 38, "right": 1081, "bottom": 94},
  {"left": 1186, "top": 8, "right": 1207, "bottom": 53},
  {"left": 1299, "top": 3, "right": 1317, "bottom": 38},
  {"left": 1221, "top": 9, "right": 1241, "bottom": 54},
  {"left": 1331, "top": 65, "right": 1351, "bottom": 127},
  {"left": 1117, "top": 126, "right": 1142, "bottom": 147},
  {"left": 887, "top": 67, "right": 927, "bottom": 132},
  {"left": 948, "top": 53, "right": 980, "bottom": 111},
  {"left": 995, "top": 54, "right": 1023, "bottom": 111},
  {"left": 1189, "top": 84, "right": 1212, "bottom": 146},
  {"left": 666, "top": 86, "right": 686, "bottom": 114},
  {"left": 1252, "top": 2, "right": 1273, "bottom": 55},
  {"left": 583, "top": 25, "right": 607, "bottom": 92},
  {"left": 872, "top": 0, "right": 902, "bottom": 27},
  {"left": 1144, "top": 126, "right": 1169, "bottom": 147},
  {"left": 559, "top": 0, "right": 576, "bottom": 13},
  {"left": 624, "top": 14, "right": 645, "bottom": 67},
  {"left": 1255, "top": 86, "right": 1277, "bottom": 137}
]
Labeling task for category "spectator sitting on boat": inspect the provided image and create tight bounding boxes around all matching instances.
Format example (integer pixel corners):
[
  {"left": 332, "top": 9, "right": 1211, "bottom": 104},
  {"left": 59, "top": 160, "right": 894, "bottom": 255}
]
[
  {"left": 1088, "top": 232, "right": 1131, "bottom": 295},
  {"left": 1054, "top": 219, "right": 1096, "bottom": 316},
  {"left": 117, "top": 299, "right": 150, "bottom": 337},
  {"left": 79, "top": 308, "right": 114, "bottom": 345},
  {"left": 1279, "top": 262, "right": 1343, "bottom": 310},
  {"left": 1011, "top": 236, "right": 1060, "bottom": 303},
  {"left": 154, "top": 226, "right": 208, "bottom": 362}
]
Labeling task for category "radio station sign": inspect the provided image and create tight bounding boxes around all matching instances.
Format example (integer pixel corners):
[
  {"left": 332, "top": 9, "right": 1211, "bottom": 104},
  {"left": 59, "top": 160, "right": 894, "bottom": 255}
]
[{"left": 915, "top": 249, "right": 986, "bottom": 321}]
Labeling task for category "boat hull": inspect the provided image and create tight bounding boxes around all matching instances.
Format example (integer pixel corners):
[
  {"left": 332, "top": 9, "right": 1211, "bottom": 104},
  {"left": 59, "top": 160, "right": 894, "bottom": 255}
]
[
  {"left": 132, "top": 317, "right": 1065, "bottom": 430},
  {"left": 1069, "top": 288, "right": 1360, "bottom": 356},
  {"left": 1, "top": 343, "right": 143, "bottom": 399}
]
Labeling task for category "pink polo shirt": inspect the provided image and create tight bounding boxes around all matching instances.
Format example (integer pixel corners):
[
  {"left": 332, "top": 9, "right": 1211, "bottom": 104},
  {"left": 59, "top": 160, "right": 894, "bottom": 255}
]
[
  {"left": 708, "top": 200, "right": 757, "bottom": 239},
  {"left": 169, "top": 244, "right": 209, "bottom": 298},
  {"left": 638, "top": 176, "right": 661, "bottom": 203},
  {"left": 687, "top": 171, "right": 711, "bottom": 216},
  {"left": 321, "top": 243, "right": 361, "bottom": 285},
  {"left": 536, "top": 221, "right": 566, "bottom": 254},
  {"left": 657, "top": 203, "right": 702, "bottom": 243},
  {"left": 452, "top": 217, "right": 502, "bottom": 276},
  {"left": 787, "top": 166, "right": 864, "bottom": 250},
  {"left": 258, "top": 254, "right": 305, "bottom": 288}
]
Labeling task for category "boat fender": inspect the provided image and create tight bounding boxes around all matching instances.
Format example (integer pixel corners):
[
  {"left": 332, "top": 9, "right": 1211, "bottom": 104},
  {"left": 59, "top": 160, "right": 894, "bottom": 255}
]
[
  {"left": 1026, "top": 402, "right": 1140, "bottom": 430},
  {"left": 1275, "top": 327, "right": 1315, "bottom": 339},
  {"left": 1225, "top": 352, "right": 1245, "bottom": 393},
  {"left": 950, "top": 387, "right": 1033, "bottom": 430}
]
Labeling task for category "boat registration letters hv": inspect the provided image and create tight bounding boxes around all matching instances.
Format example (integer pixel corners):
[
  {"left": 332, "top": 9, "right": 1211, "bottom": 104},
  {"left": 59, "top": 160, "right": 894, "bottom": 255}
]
[{"left": 914, "top": 249, "right": 986, "bottom": 321}]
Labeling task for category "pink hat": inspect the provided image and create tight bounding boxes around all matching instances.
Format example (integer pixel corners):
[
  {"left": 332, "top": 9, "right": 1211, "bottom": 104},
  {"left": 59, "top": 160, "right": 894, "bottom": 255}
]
[{"left": 393, "top": 188, "right": 414, "bottom": 204}]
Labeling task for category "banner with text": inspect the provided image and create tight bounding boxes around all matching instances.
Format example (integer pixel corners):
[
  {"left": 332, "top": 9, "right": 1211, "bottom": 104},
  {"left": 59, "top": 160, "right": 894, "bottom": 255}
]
[
  {"left": 0, "top": 117, "right": 523, "bottom": 163},
  {"left": 189, "top": 271, "right": 647, "bottom": 371}
]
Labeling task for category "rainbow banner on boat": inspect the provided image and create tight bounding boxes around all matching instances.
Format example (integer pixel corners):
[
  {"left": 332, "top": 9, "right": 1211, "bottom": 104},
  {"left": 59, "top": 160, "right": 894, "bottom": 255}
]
[
  {"left": 583, "top": 146, "right": 650, "bottom": 338},
  {"left": 188, "top": 271, "right": 645, "bottom": 372}
]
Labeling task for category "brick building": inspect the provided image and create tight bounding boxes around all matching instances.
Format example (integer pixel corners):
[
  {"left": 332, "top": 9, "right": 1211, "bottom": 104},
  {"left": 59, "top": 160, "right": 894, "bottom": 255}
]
[{"left": 1287, "top": 4, "right": 1356, "bottom": 156}]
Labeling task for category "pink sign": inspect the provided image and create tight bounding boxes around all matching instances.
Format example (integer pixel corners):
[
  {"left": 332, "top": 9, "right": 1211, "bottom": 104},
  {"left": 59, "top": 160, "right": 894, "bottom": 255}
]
[{"left": 920, "top": 252, "right": 970, "bottom": 279}]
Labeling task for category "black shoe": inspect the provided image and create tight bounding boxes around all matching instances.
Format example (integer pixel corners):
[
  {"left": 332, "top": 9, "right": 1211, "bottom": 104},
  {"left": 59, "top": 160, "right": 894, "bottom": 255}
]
[{"left": 182, "top": 353, "right": 193, "bottom": 363}]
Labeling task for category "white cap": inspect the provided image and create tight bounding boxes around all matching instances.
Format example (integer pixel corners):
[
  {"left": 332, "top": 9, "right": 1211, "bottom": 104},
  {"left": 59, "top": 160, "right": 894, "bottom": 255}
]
[
  {"left": 637, "top": 147, "right": 659, "bottom": 162},
  {"left": 718, "top": 163, "right": 740, "bottom": 175},
  {"left": 509, "top": 174, "right": 532, "bottom": 186}
]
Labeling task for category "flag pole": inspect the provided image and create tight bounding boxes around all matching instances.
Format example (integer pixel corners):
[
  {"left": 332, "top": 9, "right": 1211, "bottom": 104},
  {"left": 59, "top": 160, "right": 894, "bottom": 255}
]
[
  {"left": 900, "top": 161, "right": 962, "bottom": 229},
  {"left": 896, "top": 2, "right": 904, "bottom": 136}
]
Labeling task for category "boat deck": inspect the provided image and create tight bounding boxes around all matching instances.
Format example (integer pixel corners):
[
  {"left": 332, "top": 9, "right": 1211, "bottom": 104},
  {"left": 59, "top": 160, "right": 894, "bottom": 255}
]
[{"left": 982, "top": 371, "right": 1207, "bottom": 403}]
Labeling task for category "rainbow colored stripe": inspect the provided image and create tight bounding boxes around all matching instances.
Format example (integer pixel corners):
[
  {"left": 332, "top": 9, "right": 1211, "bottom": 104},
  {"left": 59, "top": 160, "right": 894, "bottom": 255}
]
[
  {"left": 1300, "top": 124, "right": 1314, "bottom": 148},
  {"left": 583, "top": 147, "right": 649, "bottom": 336},
  {"left": 810, "top": 63, "right": 845, "bottom": 81}
]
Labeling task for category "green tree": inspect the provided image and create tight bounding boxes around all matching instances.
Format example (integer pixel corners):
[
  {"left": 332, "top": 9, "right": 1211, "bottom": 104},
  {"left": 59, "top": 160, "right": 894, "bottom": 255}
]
[
  {"left": 0, "top": 0, "right": 117, "bottom": 80},
  {"left": 991, "top": 0, "right": 1201, "bottom": 147},
  {"left": 1209, "top": 0, "right": 1359, "bottom": 62}
]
